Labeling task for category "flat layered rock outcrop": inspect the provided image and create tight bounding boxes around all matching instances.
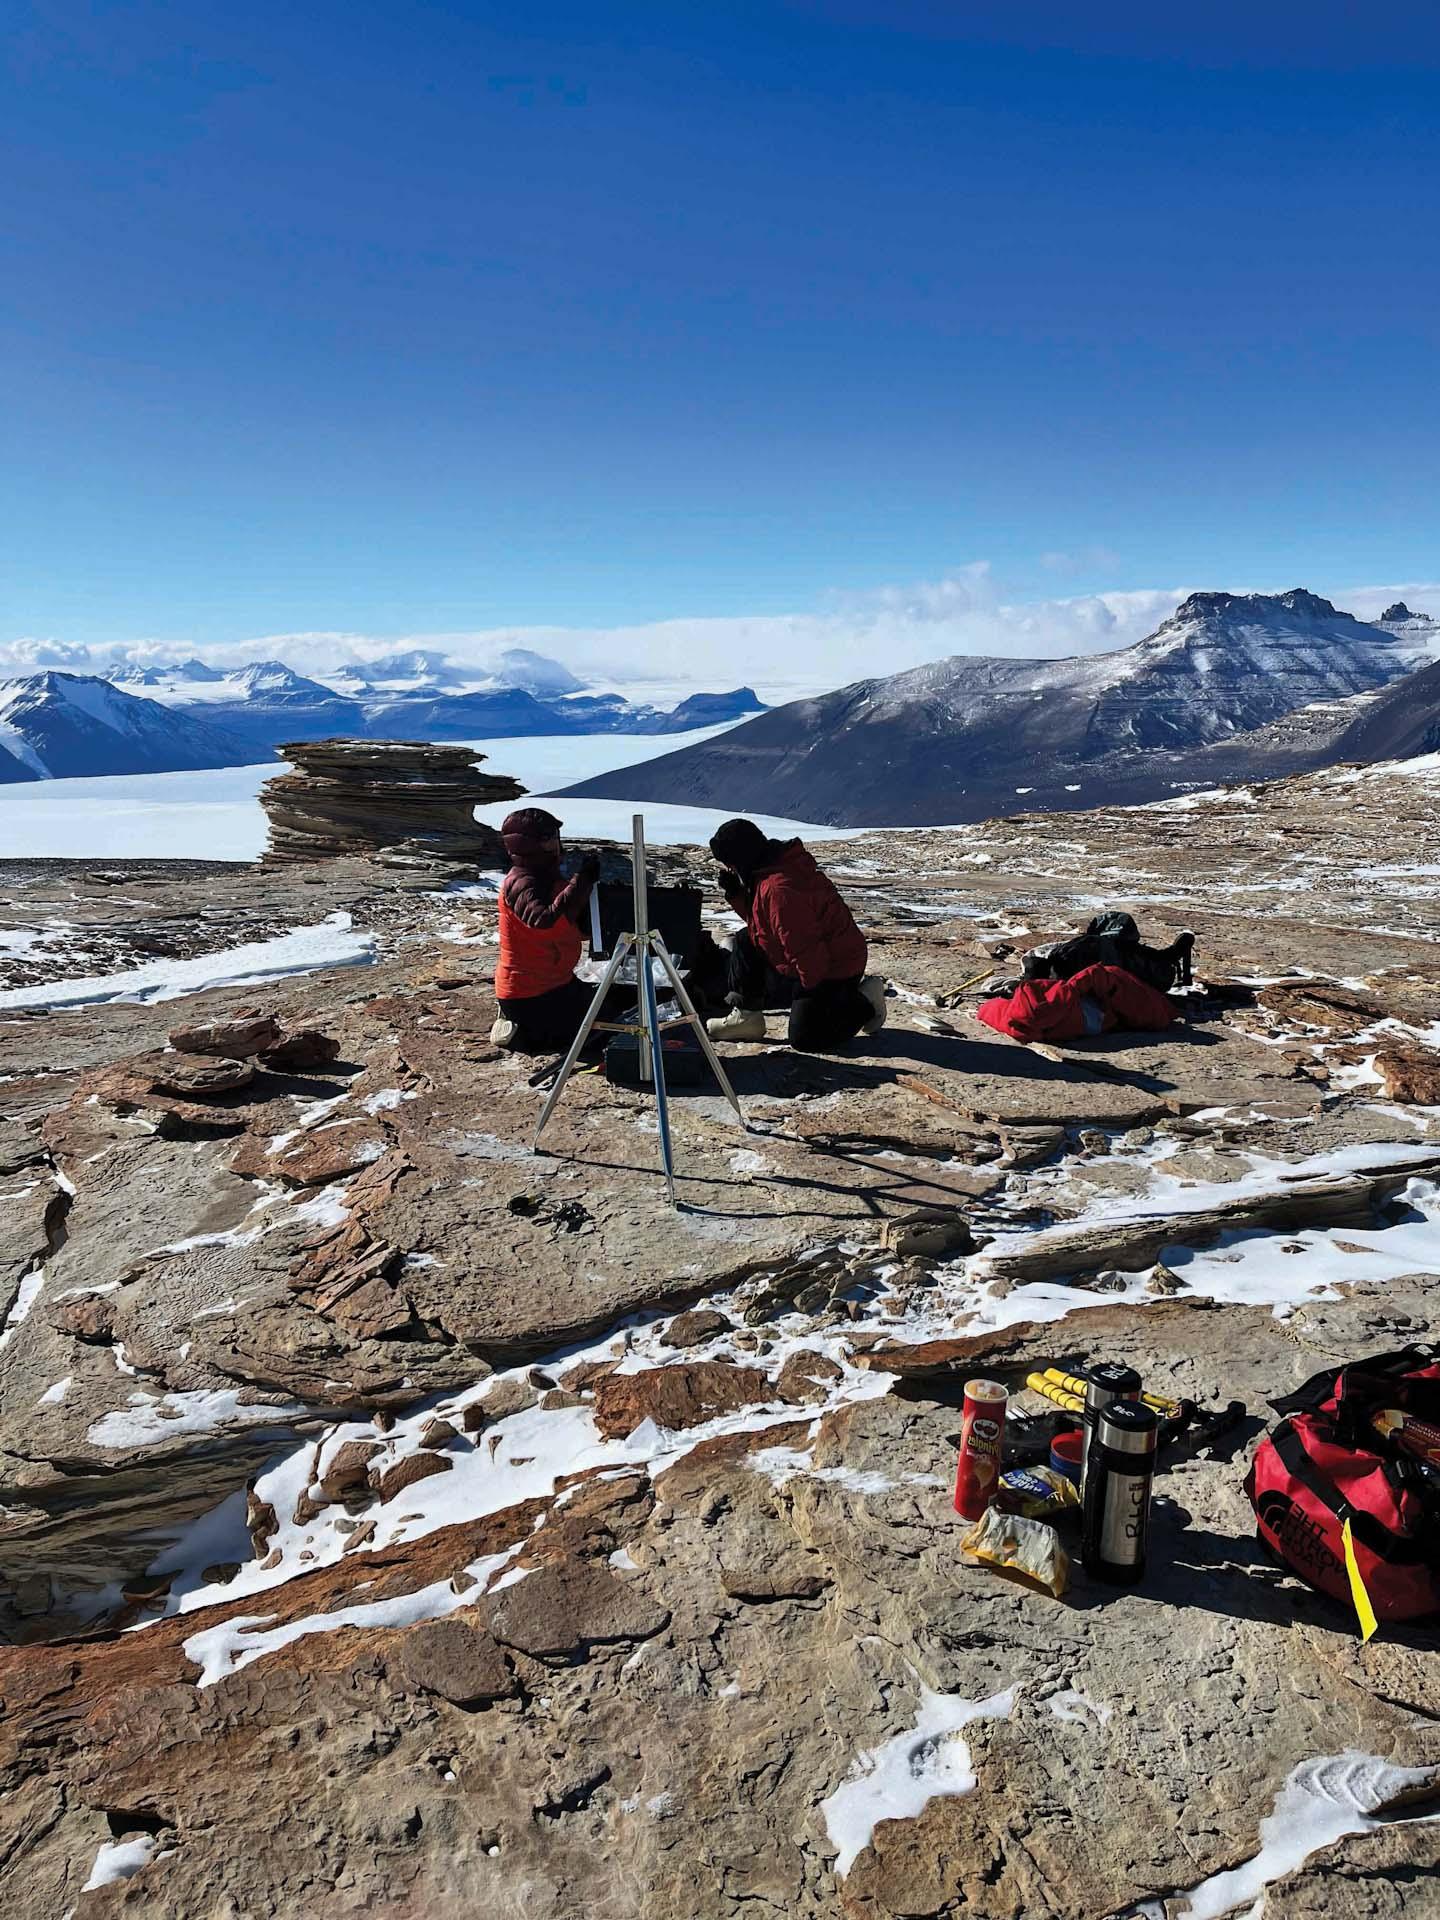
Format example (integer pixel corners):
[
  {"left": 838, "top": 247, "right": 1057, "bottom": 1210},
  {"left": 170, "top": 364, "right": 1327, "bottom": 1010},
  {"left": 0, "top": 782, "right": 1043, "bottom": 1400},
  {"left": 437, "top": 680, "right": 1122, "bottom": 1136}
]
[{"left": 260, "top": 737, "right": 523, "bottom": 866}]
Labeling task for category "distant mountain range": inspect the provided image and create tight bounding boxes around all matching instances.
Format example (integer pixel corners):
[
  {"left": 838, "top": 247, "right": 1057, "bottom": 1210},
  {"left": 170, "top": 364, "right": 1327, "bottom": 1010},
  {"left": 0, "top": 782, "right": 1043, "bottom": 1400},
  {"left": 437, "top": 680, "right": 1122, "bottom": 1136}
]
[
  {"left": 0, "top": 649, "right": 767, "bottom": 784},
  {"left": 560, "top": 590, "right": 1440, "bottom": 826},
  {"left": 0, "top": 674, "right": 256, "bottom": 783}
]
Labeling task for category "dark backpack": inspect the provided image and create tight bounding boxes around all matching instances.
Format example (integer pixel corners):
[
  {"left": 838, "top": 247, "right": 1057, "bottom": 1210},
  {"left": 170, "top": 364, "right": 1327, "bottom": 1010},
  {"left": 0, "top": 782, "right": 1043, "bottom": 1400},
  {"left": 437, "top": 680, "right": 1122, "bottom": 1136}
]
[
  {"left": 1024, "top": 913, "right": 1194, "bottom": 993},
  {"left": 1245, "top": 1347, "right": 1440, "bottom": 1622}
]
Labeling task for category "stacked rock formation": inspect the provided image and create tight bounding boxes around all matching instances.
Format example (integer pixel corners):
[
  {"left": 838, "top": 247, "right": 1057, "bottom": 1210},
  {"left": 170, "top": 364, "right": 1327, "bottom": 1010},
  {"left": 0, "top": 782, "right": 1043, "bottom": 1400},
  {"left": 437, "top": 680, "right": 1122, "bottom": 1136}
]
[{"left": 260, "top": 738, "right": 524, "bottom": 867}]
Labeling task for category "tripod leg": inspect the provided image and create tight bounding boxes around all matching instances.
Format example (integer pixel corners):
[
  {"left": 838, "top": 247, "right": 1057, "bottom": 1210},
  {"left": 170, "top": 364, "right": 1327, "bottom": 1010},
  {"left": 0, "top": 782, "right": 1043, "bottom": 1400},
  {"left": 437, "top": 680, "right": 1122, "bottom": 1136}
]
[
  {"left": 653, "top": 935, "right": 745, "bottom": 1128},
  {"left": 640, "top": 941, "right": 677, "bottom": 1206},
  {"left": 532, "top": 936, "right": 632, "bottom": 1148}
]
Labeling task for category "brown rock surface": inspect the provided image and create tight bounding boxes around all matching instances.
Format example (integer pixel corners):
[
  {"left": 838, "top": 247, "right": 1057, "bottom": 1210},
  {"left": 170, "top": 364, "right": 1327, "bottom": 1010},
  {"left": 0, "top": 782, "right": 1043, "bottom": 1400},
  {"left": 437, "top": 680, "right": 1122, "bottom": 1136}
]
[
  {"left": 660, "top": 1307, "right": 734, "bottom": 1349},
  {"left": 482, "top": 1563, "right": 671, "bottom": 1659},
  {"left": 373, "top": 1450, "right": 453, "bottom": 1502},
  {"left": 397, "top": 1616, "right": 515, "bottom": 1703},
  {"left": 150, "top": 1052, "right": 256, "bottom": 1097},
  {"left": 1376, "top": 1046, "right": 1440, "bottom": 1105},
  {"left": 591, "top": 1362, "right": 776, "bottom": 1439},
  {"left": 259, "top": 1026, "right": 343, "bottom": 1069},
  {"left": 775, "top": 1348, "right": 845, "bottom": 1404},
  {"left": 2, "top": 758, "right": 1440, "bottom": 1917},
  {"left": 168, "top": 1011, "right": 282, "bottom": 1056}
]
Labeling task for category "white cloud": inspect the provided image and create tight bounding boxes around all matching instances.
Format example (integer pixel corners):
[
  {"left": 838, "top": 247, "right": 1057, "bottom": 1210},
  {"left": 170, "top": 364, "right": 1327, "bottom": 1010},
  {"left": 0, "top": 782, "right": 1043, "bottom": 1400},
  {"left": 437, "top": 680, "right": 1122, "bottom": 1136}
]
[
  {"left": 199, "top": 574, "right": 1193, "bottom": 701},
  {"left": 1, "top": 636, "right": 94, "bottom": 671},
  {"left": 1333, "top": 582, "right": 1440, "bottom": 621},
  {"left": 3, "top": 573, "right": 1434, "bottom": 700}
]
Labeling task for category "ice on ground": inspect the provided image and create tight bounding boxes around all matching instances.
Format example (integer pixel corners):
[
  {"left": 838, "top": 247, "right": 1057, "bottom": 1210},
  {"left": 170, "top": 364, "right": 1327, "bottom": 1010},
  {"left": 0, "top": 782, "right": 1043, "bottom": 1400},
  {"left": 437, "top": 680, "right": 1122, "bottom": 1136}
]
[
  {"left": 0, "top": 912, "right": 375, "bottom": 1010},
  {"left": 0, "top": 723, "right": 844, "bottom": 862},
  {"left": 0, "top": 1263, "right": 45, "bottom": 1352},
  {"left": 182, "top": 1545, "right": 520, "bottom": 1687},
  {"left": 82, "top": 1834, "right": 161, "bottom": 1890},
  {"left": 87, "top": 1389, "right": 305, "bottom": 1450},
  {"left": 1174, "top": 1751, "right": 1440, "bottom": 1920},
  {"left": 746, "top": 1443, "right": 907, "bottom": 1498},
  {"left": 820, "top": 1679, "right": 1019, "bottom": 1876},
  {"left": 975, "top": 1141, "right": 1440, "bottom": 1280},
  {"left": 38, "top": 1375, "right": 72, "bottom": 1405},
  {"left": 361, "top": 1087, "right": 412, "bottom": 1114},
  {"left": 869, "top": 1172, "right": 1440, "bottom": 1347},
  {"left": 147, "top": 1320, "right": 894, "bottom": 1621},
  {"left": 138, "top": 1490, "right": 254, "bottom": 1613}
]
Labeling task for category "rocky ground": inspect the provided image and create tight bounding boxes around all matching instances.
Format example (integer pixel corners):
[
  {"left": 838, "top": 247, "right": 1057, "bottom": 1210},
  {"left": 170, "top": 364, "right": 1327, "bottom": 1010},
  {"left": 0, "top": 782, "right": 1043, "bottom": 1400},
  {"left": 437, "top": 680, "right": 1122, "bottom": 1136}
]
[{"left": 1, "top": 756, "right": 1439, "bottom": 1918}]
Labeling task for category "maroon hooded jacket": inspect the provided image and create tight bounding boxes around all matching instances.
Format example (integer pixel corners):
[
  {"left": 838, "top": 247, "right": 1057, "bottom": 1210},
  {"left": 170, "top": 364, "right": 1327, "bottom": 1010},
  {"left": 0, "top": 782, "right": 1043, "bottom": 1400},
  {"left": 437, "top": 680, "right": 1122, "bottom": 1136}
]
[
  {"left": 731, "top": 841, "right": 867, "bottom": 990},
  {"left": 495, "top": 808, "right": 596, "bottom": 1001}
]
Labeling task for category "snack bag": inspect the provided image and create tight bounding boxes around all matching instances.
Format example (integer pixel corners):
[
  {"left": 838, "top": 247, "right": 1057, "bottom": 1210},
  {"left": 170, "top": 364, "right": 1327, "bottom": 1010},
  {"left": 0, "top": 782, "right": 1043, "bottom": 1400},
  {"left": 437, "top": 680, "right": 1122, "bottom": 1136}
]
[
  {"left": 961, "top": 1506, "right": 1070, "bottom": 1599},
  {"left": 995, "top": 1465, "right": 1080, "bottom": 1521}
]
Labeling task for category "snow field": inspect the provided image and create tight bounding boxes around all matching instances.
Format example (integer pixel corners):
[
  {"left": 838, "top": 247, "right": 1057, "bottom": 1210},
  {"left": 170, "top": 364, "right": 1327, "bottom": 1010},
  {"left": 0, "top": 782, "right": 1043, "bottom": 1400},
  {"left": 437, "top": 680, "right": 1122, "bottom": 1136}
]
[
  {"left": 0, "top": 911, "right": 375, "bottom": 1009},
  {"left": 0, "top": 723, "right": 845, "bottom": 861}
]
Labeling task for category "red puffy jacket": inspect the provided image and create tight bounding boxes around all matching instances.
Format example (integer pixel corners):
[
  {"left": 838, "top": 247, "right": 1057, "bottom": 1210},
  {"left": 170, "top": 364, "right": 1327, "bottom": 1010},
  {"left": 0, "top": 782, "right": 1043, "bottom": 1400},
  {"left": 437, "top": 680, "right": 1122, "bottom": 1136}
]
[
  {"left": 495, "top": 855, "right": 593, "bottom": 1002},
  {"left": 976, "top": 962, "right": 1175, "bottom": 1043},
  {"left": 737, "top": 842, "right": 867, "bottom": 990}
]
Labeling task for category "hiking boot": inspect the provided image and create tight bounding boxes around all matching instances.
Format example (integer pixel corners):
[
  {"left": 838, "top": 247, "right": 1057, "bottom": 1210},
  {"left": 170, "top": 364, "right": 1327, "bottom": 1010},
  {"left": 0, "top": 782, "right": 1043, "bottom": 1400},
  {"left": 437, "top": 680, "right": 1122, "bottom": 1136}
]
[
  {"left": 490, "top": 1015, "right": 519, "bottom": 1050},
  {"left": 859, "top": 974, "right": 888, "bottom": 1036},
  {"left": 706, "top": 1006, "right": 766, "bottom": 1043}
]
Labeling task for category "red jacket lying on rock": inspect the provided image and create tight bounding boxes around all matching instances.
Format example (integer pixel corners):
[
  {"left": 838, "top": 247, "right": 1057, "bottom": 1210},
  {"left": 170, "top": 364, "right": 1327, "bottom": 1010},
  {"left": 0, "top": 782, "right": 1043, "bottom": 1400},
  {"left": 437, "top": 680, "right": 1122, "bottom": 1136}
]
[{"left": 977, "top": 962, "right": 1176, "bottom": 1043}]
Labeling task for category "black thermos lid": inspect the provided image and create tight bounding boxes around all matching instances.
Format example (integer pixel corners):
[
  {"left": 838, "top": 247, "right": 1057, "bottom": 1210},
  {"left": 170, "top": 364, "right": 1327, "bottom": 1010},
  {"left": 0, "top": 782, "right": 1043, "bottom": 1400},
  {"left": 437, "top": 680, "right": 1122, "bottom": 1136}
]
[
  {"left": 1088, "top": 1363, "right": 1142, "bottom": 1395},
  {"left": 1098, "top": 1399, "right": 1158, "bottom": 1456}
]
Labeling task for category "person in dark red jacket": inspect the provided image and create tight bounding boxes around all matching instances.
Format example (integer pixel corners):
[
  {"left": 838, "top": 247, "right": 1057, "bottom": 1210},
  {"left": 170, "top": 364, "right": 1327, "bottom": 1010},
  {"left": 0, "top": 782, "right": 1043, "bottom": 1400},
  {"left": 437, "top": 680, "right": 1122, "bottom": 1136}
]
[
  {"left": 492, "top": 807, "right": 607, "bottom": 1053},
  {"left": 704, "top": 818, "right": 887, "bottom": 1051}
]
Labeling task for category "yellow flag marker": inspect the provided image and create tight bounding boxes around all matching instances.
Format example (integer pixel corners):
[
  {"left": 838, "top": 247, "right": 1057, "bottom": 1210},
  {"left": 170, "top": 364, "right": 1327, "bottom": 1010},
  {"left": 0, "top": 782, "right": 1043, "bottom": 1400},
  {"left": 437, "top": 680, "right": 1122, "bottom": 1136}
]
[{"left": 1341, "top": 1516, "right": 1379, "bottom": 1644}]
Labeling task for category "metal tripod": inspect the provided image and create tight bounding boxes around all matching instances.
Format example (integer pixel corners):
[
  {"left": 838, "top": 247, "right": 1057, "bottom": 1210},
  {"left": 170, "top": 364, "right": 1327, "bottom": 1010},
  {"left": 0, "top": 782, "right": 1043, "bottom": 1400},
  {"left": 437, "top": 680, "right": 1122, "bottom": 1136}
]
[{"left": 532, "top": 815, "right": 744, "bottom": 1206}]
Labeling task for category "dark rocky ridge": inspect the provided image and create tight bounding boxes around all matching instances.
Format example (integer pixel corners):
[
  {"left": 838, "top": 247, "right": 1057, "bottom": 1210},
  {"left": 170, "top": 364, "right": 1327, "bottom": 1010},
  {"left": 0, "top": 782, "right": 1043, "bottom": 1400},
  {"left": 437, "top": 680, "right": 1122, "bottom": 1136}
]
[{"left": 560, "top": 589, "right": 1434, "bottom": 826}]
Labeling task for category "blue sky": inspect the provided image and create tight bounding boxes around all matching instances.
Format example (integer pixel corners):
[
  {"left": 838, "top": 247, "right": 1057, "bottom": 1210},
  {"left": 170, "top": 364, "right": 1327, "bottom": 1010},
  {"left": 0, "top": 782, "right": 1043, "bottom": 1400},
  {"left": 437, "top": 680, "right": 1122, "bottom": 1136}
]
[{"left": 3, "top": 1, "right": 1438, "bottom": 677}]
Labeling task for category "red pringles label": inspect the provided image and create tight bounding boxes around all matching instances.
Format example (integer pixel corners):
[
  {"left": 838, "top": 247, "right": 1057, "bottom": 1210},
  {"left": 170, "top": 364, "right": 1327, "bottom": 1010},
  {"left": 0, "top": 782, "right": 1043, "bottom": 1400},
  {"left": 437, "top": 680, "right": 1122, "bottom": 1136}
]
[{"left": 954, "top": 1378, "right": 1009, "bottom": 1521}]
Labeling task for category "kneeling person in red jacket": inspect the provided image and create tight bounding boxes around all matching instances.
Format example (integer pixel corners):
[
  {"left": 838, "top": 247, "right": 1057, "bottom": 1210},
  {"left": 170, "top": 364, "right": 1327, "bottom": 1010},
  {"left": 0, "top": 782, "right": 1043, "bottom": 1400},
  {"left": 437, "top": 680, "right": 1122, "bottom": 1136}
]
[
  {"left": 704, "top": 818, "right": 886, "bottom": 1052},
  {"left": 493, "top": 807, "right": 606, "bottom": 1053}
]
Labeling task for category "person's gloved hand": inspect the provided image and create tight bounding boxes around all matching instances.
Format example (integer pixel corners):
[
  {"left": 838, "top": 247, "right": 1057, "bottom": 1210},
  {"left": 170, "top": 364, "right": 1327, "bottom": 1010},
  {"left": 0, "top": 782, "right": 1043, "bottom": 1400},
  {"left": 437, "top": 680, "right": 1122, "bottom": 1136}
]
[
  {"left": 577, "top": 851, "right": 601, "bottom": 884},
  {"left": 717, "top": 867, "right": 741, "bottom": 897}
]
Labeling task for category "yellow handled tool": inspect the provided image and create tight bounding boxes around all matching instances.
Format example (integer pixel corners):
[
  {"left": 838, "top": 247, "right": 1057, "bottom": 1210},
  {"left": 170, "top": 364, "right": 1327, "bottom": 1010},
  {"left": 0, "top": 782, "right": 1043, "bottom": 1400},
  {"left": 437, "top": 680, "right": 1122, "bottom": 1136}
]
[
  {"left": 1041, "top": 1366, "right": 1183, "bottom": 1422},
  {"left": 1026, "top": 1372, "right": 1084, "bottom": 1414}
]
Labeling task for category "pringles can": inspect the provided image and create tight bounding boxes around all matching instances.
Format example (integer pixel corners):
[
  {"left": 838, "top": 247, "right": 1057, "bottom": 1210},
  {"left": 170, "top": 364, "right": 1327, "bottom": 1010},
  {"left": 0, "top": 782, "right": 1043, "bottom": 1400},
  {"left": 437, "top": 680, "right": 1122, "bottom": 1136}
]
[
  {"left": 1080, "top": 1363, "right": 1142, "bottom": 1494},
  {"left": 1081, "top": 1399, "right": 1158, "bottom": 1584},
  {"left": 954, "top": 1378, "right": 1008, "bottom": 1521}
]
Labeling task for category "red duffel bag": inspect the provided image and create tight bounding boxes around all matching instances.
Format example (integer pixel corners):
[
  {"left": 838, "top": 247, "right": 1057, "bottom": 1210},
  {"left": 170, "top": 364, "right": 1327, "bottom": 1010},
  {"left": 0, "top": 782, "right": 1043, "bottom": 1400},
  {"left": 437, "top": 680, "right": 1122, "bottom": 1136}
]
[{"left": 1245, "top": 1347, "right": 1440, "bottom": 1622}]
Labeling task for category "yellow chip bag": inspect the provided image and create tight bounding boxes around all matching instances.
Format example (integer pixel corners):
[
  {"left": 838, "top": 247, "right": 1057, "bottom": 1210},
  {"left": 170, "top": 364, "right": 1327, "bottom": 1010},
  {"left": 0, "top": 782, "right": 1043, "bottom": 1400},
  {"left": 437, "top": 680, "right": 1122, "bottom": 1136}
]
[{"left": 960, "top": 1506, "right": 1070, "bottom": 1599}]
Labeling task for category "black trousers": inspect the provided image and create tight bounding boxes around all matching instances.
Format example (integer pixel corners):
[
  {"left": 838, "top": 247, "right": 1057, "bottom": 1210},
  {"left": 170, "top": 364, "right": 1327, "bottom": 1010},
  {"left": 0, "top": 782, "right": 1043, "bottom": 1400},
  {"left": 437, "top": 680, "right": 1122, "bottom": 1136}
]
[
  {"left": 725, "top": 930, "right": 870, "bottom": 1052},
  {"left": 498, "top": 977, "right": 630, "bottom": 1054}
]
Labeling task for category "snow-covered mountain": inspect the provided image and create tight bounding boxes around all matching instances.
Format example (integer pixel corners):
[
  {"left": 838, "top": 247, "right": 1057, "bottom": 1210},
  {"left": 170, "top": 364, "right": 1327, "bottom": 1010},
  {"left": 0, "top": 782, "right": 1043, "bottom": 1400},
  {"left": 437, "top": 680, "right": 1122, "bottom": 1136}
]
[
  {"left": 108, "top": 657, "right": 226, "bottom": 689},
  {"left": 123, "top": 661, "right": 368, "bottom": 756},
  {"left": 326, "top": 646, "right": 585, "bottom": 699},
  {"left": 88, "top": 647, "right": 764, "bottom": 758},
  {"left": 0, "top": 648, "right": 768, "bottom": 781},
  {"left": 1372, "top": 601, "right": 1440, "bottom": 654},
  {"left": 0, "top": 674, "right": 254, "bottom": 784},
  {"left": 559, "top": 590, "right": 1428, "bottom": 826}
]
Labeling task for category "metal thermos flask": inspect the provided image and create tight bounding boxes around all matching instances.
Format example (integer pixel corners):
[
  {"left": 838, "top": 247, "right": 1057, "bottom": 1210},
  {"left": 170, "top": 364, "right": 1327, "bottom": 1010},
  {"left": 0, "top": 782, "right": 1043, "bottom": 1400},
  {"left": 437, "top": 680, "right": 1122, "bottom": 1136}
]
[
  {"left": 1082, "top": 1399, "right": 1158, "bottom": 1584},
  {"left": 1080, "top": 1363, "right": 1142, "bottom": 1494}
]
